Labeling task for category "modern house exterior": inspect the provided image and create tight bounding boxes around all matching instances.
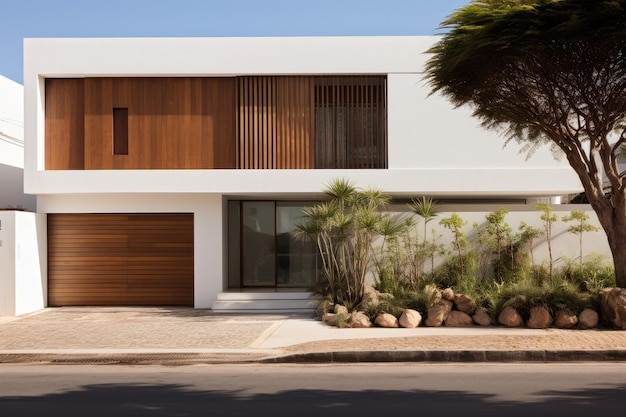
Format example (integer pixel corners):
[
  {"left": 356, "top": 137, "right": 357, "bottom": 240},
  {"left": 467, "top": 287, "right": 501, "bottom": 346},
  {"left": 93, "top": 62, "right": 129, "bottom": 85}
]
[{"left": 22, "top": 36, "right": 585, "bottom": 311}]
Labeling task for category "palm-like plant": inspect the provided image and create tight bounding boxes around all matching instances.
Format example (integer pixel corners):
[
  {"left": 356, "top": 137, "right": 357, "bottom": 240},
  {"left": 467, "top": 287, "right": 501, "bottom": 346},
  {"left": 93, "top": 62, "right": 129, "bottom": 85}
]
[{"left": 294, "top": 179, "right": 400, "bottom": 306}]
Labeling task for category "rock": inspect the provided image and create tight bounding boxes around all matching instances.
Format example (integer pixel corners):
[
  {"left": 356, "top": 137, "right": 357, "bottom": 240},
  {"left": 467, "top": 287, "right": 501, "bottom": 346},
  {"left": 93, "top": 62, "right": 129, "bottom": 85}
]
[
  {"left": 361, "top": 286, "right": 380, "bottom": 307},
  {"left": 349, "top": 311, "right": 372, "bottom": 328},
  {"left": 399, "top": 309, "right": 422, "bottom": 328},
  {"left": 526, "top": 306, "right": 553, "bottom": 329},
  {"left": 454, "top": 294, "right": 476, "bottom": 315},
  {"left": 425, "top": 299, "right": 453, "bottom": 327},
  {"left": 322, "top": 313, "right": 338, "bottom": 326},
  {"left": 498, "top": 306, "right": 523, "bottom": 327},
  {"left": 554, "top": 310, "right": 578, "bottom": 329},
  {"left": 472, "top": 307, "right": 494, "bottom": 326},
  {"left": 334, "top": 304, "right": 349, "bottom": 315},
  {"left": 444, "top": 310, "right": 474, "bottom": 327},
  {"left": 375, "top": 313, "right": 399, "bottom": 328},
  {"left": 441, "top": 287, "right": 455, "bottom": 301},
  {"left": 578, "top": 308, "right": 599, "bottom": 329},
  {"left": 315, "top": 300, "right": 333, "bottom": 320},
  {"left": 600, "top": 288, "right": 626, "bottom": 330}
]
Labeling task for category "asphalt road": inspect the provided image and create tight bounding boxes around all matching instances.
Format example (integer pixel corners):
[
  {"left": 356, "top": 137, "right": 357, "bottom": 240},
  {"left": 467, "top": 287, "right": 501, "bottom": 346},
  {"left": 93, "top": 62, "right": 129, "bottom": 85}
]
[{"left": 1, "top": 363, "right": 625, "bottom": 416}]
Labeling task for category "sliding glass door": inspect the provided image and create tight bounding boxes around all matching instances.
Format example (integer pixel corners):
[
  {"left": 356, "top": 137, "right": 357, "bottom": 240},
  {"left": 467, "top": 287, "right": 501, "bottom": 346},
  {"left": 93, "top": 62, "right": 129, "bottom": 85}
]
[{"left": 228, "top": 201, "right": 319, "bottom": 289}]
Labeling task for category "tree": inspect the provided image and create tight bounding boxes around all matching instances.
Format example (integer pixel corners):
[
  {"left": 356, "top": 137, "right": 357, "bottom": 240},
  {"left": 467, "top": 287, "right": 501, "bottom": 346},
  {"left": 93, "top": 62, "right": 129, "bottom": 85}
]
[
  {"left": 562, "top": 209, "right": 599, "bottom": 270},
  {"left": 536, "top": 203, "right": 558, "bottom": 282},
  {"left": 408, "top": 196, "right": 440, "bottom": 281},
  {"left": 425, "top": 0, "right": 626, "bottom": 287},
  {"left": 481, "top": 208, "right": 513, "bottom": 279},
  {"left": 439, "top": 213, "right": 468, "bottom": 281}
]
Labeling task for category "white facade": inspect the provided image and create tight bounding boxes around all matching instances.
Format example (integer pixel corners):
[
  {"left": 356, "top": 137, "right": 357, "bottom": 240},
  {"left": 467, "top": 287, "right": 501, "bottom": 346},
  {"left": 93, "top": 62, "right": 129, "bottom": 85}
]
[
  {"left": 0, "top": 75, "right": 35, "bottom": 211},
  {"left": 23, "top": 37, "right": 586, "bottom": 309}
]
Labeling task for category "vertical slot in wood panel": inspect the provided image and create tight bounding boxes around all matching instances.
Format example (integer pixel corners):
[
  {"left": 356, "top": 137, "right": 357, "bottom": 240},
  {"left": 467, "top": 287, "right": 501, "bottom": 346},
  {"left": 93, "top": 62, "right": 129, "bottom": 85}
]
[{"left": 113, "top": 108, "right": 129, "bottom": 155}]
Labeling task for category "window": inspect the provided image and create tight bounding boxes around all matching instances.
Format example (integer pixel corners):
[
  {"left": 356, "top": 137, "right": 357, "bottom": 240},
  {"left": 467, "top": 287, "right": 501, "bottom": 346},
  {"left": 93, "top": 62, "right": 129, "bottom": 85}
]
[{"left": 314, "top": 76, "right": 387, "bottom": 169}]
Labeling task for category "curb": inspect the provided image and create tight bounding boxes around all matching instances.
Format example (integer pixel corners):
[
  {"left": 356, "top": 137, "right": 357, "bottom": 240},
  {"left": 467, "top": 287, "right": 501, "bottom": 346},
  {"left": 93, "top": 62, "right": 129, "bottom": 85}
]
[
  {"left": 0, "top": 352, "right": 273, "bottom": 365},
  {"left": 263, "top": 349, "right": 626, "bottom": 363},
  {"left": 2, "top": 349, "right": 626, "bottom": 365}
]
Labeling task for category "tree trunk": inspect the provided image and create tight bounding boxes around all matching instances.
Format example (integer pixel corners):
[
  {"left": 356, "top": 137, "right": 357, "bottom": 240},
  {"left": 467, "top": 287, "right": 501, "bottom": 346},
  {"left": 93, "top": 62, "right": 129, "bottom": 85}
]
[{"left": 591, "top": 199, "right": 626, "bottom": 288}]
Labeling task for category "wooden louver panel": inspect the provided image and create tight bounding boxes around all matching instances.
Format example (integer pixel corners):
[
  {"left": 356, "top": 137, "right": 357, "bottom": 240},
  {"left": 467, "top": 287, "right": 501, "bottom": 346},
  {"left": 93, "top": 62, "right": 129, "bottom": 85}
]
[
  {"left": 314, "top": 76, "right": 387, "bottom": 169},
  {"left": 48, "top": 213, "right": 194, "bottom": 306},
  {"left": 237, "top": 76, "right": 315, "bottom": 169}
]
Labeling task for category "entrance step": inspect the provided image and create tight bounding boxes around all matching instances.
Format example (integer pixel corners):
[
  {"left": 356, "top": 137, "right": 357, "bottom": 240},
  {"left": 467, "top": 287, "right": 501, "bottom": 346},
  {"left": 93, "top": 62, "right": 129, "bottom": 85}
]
[{"left": 212, "top": 292, "right": 318, "bottom": 314}]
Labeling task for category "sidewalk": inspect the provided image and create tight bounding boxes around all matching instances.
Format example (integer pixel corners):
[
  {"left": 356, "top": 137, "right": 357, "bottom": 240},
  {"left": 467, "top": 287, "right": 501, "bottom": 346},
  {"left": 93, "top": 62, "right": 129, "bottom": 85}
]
[{"left": 0, "top": 307, "right": 624, "bottom": 364}]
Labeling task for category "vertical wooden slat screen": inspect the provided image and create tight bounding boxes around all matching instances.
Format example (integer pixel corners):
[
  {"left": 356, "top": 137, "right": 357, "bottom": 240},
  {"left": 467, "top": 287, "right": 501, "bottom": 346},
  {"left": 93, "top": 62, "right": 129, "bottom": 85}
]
[
  {"left": 314, "top": 76, "right": 387, "bottom": 169},
  {"left": 237, "top": 76, "right": 314, "bottom": 169}
]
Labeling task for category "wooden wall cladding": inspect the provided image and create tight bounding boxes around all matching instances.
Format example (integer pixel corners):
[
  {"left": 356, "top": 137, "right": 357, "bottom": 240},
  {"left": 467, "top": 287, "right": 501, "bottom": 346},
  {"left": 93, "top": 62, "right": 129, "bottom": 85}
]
[
  {"left": 237, "top": 76, "right": 315, "bottom": 169},
  {"left": 45, "top": 79, "right": 85, "bottom": 170},
  {"left": 48, "top": 213, "right": 194, "bottom": 306},
  {"left": 45, "top": 77, "right": 237, "bottom": 170},
  {"left": 84, "top": 77, "right": 237, "bottom": 169}
]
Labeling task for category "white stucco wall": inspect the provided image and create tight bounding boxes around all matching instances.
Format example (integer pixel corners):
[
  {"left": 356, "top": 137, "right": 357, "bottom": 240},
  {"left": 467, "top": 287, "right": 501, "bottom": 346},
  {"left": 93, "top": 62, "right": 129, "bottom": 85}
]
[
  {"left": 0, "top": 211, "right": 46, "bottom": 316},
  {"left": 23, "top": 36, "right": 582, "bottom": 199},
  {"left": 0, "top": 76, "right": 35, "bottom": 211},
  {"left": 0, "top": 75, "right": 23, "bottom": 163},
  {"left": 422, "top": 204, "right": 611, "bottom": 264},
  {"left": 37, "top": 193, "right": 223, "bottom": 308}
]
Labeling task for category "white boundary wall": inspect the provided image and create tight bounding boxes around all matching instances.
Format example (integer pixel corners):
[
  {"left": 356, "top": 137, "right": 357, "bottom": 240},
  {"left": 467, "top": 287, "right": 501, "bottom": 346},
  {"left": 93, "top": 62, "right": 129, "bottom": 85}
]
[{"left": 0, "top": 211, "right": 46, "bottom": 316}]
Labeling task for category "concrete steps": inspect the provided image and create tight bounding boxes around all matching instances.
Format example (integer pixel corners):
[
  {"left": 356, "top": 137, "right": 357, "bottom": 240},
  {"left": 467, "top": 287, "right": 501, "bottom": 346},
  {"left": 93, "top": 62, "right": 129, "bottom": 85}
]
[{"left": 211, "top": 291, "right": 318, "bottom": 314}]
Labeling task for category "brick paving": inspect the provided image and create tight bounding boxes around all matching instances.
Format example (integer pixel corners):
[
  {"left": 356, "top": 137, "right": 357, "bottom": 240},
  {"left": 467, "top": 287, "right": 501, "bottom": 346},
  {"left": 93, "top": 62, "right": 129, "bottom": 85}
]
[
  {"left": 0, "top": 307, "right": 625, "bottom": 362},
  {"left": 0, "top": 307, "right": 282, "bottom": 350}
]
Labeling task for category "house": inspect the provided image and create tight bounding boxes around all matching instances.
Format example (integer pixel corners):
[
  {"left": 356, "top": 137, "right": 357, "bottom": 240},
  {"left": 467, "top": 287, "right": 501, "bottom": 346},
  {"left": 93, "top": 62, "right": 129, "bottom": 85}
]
[
  {"left": 0, "top": 75, "right": 36, "bottom": 212},
  {"left": 0, "top": 75, "right": 42, "bottom": 317},
  {"left": 21, "top": 36, "right": 584, "bottom": 312}
]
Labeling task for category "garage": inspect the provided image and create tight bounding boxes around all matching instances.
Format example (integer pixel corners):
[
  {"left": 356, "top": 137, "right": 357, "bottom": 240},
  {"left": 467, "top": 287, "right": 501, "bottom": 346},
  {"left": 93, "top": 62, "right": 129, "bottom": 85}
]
[{"left": 48, "top": 213, "right": 194, "bottom": 306}]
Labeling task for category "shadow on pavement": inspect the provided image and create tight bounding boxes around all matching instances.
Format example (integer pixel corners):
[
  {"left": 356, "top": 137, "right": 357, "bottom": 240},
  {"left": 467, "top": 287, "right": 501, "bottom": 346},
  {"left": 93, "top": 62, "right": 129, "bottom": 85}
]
[{"left": 1, "top": 382, "right": 625, "bottom": 416}]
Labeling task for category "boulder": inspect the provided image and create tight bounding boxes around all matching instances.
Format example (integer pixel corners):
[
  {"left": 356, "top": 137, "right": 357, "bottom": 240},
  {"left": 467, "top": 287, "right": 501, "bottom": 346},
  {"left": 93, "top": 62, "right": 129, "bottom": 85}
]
[
  {"left": 472, "top": 307, "right": 494, "bottom": 326},
  {"left": 526, "top": 306, "right": 553, "bottom": 329},
  {"left": 361, "top": 286, "right": 380, "bottom": 307},
  {"left": 444, "top": 310, "right": 474, "bottom": 327},
  {"left": 315, "top": 300, "right": 333, "bottom": 320},
  {"left": 554, "top": 310, "right": 578, "bottom": 329},
  {"left": 441, "top": 287, "right": 455, "bottom": 301},
  {"left": 349, "top": 311, "right": 372, "bottom": 328},
  {"left": 399, "top": 309, "right": 422, "bottom": 328},
  {"left": 578, "top": 308, "right": 599, "bottom": 329},
  {"left": 334, "top": 304, "right": 349, "bottom": 316},
  {"left": 454, "top": 294, "right": 476, "bottom": 315},
  {"left": 375, "top": 313, "right": 399, "bottom": 328},
  {"left": 600, "top": 288, "right": 626, "bottom": 330},
  {"left": 425, "top": 299, "right": 453, "bottom": 327},
  {"left": 498, "top": 306, "right": 523, "bottom": 327},
  {"left": 322, "top": 313, "right": 338, "bottom": 326}
]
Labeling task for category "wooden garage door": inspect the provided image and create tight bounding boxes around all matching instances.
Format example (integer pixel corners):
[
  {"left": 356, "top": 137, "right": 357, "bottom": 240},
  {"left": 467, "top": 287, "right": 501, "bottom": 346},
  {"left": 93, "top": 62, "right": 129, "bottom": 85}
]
[{"left": 48, "top": 213, "right": 194, "bottom": 306}]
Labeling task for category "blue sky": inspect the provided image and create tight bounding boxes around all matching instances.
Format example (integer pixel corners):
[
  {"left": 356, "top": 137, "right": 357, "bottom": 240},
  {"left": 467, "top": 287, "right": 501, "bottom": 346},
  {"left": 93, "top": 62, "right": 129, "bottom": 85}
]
[{"left": 0, "top": 0, "right": 467, "bottom": 84}]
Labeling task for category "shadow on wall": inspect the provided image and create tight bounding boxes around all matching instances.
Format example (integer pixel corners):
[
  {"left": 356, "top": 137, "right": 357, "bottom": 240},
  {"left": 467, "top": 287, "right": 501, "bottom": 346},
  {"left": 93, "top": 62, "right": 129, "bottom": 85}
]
[{"left": 0, "top": 164, "right": 36, "bottom": 212}]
